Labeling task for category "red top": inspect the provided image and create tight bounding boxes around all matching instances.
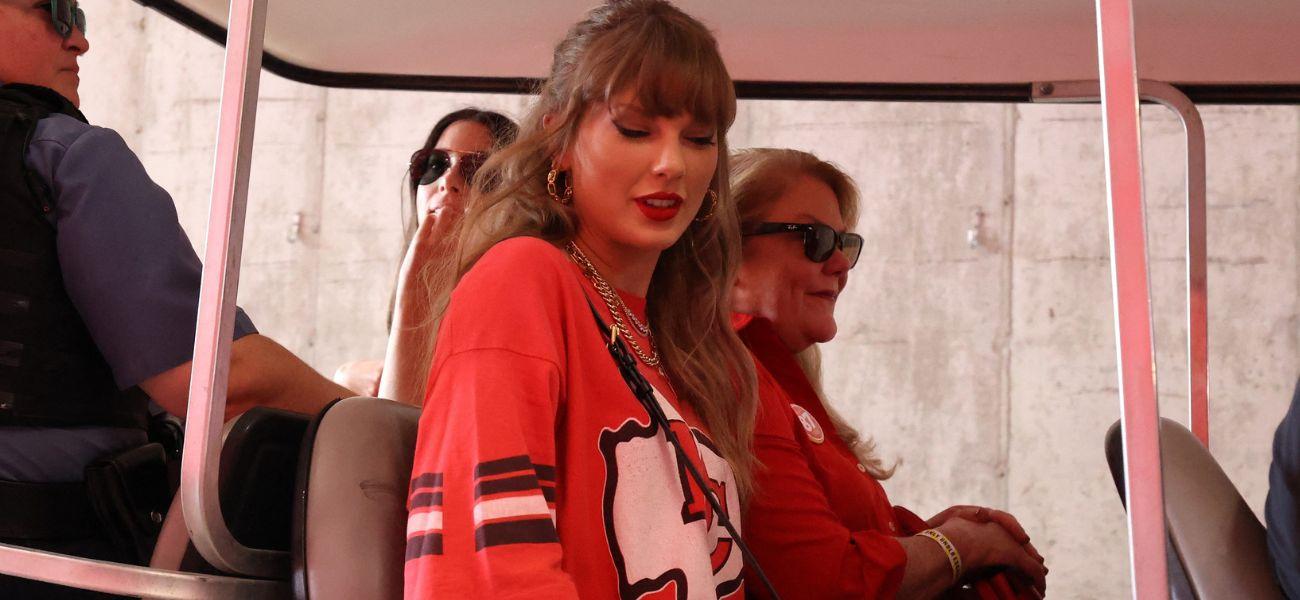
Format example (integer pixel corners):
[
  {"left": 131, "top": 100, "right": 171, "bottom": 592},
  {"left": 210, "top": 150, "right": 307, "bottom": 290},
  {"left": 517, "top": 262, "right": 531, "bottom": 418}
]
[
  {"left": 737, "top": 314, "right": 912, "bottom": 600},
  {"left": 404, "top": 237, "right": 744, "bottom": 600}
]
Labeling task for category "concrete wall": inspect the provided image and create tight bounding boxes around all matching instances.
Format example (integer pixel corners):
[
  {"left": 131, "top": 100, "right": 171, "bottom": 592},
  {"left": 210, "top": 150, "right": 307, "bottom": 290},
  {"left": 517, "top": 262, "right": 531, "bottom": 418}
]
[{"left": 81, "top": 4, "right": 1300, "bottom": 598}]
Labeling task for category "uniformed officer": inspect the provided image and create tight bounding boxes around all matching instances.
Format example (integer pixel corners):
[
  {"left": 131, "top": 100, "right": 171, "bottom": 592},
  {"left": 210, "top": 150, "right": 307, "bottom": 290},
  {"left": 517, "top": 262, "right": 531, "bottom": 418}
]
[{"left": 0, "top": 2, "right": 351, "bottom": 596}]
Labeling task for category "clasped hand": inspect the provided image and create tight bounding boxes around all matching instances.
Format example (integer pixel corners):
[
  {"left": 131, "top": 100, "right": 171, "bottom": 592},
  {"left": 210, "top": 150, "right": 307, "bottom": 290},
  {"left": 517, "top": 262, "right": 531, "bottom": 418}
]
[{"left": 929, "top": 505, "right": 1048, "bottom": 598}]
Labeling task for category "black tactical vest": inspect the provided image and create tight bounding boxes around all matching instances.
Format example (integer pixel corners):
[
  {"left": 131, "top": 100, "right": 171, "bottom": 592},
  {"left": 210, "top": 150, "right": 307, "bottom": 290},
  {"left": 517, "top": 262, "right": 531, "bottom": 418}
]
[{"left": 0, "top": 84, "right": 147, "bottom": 429}]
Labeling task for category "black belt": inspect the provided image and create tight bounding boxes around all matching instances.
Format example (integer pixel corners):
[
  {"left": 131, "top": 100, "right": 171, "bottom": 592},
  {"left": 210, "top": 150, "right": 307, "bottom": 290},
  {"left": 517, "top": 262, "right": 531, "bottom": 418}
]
[{"left": 0, "top": 478, "right": 101, "bottom": 540}]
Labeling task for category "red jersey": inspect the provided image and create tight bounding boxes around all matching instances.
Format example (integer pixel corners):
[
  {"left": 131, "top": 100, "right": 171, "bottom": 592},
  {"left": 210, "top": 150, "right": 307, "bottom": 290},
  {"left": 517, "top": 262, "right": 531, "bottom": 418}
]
[
  {"left": 405, "top": 237, "right": 744, "bottom": 599},
  {"left": 737, "top": 314, "right": 910, "bottom": 600}
]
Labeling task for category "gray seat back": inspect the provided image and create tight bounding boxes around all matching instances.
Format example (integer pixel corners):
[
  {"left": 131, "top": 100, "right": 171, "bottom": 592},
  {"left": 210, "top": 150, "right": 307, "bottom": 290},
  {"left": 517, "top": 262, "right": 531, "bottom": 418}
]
[
  {"left": 1105, "top": 418, "right": 1283, "bottom": 599},
  {"left": 293, "top": 397, "right": 420, "bottom": 600}
]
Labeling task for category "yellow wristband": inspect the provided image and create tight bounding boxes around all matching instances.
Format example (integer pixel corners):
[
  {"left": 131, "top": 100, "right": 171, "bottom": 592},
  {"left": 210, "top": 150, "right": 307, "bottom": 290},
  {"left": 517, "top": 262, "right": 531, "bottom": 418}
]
[{"left": 918, "top": 528, "right": 963, "bottom": 583}]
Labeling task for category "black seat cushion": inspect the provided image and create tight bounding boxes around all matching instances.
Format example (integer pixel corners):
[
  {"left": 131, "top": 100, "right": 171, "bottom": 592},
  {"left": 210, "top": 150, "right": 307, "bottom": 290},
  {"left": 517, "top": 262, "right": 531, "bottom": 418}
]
[{"left": 218, "top": 407, "right": 311, "bottom": 552}]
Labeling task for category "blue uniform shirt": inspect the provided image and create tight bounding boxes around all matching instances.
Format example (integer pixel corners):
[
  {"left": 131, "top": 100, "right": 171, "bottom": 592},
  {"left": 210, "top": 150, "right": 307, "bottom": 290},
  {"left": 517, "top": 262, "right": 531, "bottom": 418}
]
[
  {"left": 0, "top": 111, "right": 256, "bottom": 483},
  {"left": 1267, "top": 379, "right": 1300, "bottom": 598}
]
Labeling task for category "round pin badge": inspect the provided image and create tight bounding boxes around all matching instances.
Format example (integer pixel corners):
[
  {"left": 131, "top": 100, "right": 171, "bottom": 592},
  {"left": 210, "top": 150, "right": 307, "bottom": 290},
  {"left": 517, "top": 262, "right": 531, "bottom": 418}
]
[{"left": 790, "top": 404, "right": 825, "bottom": 444}]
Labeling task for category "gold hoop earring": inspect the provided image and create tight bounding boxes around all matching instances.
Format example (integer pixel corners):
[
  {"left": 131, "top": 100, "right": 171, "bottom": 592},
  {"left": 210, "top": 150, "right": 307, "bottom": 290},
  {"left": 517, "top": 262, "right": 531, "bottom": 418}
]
[
  {"left": 694, "top": 189, "right": 718, "bottom": 222},
  {"left": 547, "top": 169, "right": 574, "bottom": 206}
]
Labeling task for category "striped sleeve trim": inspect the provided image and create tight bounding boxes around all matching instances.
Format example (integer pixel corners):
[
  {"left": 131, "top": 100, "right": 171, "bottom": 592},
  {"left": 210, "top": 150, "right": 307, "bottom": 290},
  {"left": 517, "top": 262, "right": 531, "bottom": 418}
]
[
  {"left": 473, "top": 495, "right": 557, "bottom": 526},
  {"left": 405, "top": 533, "right": 443, "bottom": 561},
  {"left": 410, "top": 472, "right": 444, "bottom": 489},
  {"left": 406, "top": 471, "right": 445, "bottom": 560},
  {"left": 407, "top": 509, "right": 444, "bottom": 537},
  {"left": 475, "top": 518, "right": 558, "bottom": 550},
  {"left": 410, "top": 491, "right": 444, "bottom": 508},
  {"left": 471, "top": 455, "right": 558, "bottom": 551}
]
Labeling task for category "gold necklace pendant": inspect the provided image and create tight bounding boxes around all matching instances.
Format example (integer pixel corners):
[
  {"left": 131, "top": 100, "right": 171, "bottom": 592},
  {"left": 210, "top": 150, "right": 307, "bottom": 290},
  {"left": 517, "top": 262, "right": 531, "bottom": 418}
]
[{"left": 566, "top": 242, "right": 661, "bottom": 367}]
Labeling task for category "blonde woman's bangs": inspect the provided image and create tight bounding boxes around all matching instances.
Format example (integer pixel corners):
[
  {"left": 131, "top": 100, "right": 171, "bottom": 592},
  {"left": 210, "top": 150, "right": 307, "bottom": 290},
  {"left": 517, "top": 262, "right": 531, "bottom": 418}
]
[{"left": 581, "top": 10, "right": 735, "bottom": 131}]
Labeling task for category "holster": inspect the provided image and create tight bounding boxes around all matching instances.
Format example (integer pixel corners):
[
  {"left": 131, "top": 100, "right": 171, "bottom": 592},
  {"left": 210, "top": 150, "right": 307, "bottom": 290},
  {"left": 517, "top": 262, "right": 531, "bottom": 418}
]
[{"left": 83, "top": 442, "right": 173, "bottom": 565}]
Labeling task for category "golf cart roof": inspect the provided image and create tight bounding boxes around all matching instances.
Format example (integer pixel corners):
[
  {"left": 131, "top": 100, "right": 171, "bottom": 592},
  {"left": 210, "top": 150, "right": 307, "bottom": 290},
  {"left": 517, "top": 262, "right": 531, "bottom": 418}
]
[{"left": 137, "top": 0, "right": 1300, "bottom": 102}]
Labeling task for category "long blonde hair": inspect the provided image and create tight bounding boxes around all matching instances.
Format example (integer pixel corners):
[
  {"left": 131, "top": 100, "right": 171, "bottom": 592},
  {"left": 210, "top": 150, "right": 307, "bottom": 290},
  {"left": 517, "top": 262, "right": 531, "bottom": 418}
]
[
  {"left": 731, "top": 148, "right": 895, "bottom": 480},
  {"left": 417, "top": 0, "right": 759, "bottom": 496}
]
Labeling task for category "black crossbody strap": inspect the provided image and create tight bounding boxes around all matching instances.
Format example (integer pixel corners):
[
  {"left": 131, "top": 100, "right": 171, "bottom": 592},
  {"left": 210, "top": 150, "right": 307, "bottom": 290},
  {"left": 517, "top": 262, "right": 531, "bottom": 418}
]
[{"left": 583, "top": 298, "right": 782, "bottom": 600}]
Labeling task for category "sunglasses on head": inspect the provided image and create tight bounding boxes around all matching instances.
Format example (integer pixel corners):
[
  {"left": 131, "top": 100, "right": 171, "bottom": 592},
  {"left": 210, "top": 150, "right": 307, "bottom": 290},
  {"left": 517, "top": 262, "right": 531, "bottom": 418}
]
[
  {"left": 409, "top": 148, "right": 488, "bottom": 187},
  {"left": 744, "top": 222, "right": 864, "bottom": 268},
  {"left": 39, "top": 0, "right": 85, "bottom": 39}
]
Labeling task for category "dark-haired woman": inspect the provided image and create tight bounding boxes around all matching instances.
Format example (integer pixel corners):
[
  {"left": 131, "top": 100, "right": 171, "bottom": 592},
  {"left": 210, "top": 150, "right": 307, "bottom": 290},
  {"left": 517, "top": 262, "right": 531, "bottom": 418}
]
[{"left": 332, "top": 109, "right": 517, "bottom": 401}]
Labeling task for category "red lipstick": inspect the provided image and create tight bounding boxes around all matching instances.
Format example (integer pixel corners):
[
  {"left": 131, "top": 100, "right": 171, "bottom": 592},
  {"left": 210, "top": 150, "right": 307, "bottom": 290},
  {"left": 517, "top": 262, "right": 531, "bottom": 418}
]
[{"left": 634, "top": 192, "right": 683, "bottom": 222}]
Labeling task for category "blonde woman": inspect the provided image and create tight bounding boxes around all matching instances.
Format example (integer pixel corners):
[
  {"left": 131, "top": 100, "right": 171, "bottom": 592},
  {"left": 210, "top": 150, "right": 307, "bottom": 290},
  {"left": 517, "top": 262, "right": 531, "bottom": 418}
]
[
  {"left": 731, "top": 149, "right": 1048, "bottom": 599},
  {"left": 403, "top": 1, "right": 756, "bottom": 598}
]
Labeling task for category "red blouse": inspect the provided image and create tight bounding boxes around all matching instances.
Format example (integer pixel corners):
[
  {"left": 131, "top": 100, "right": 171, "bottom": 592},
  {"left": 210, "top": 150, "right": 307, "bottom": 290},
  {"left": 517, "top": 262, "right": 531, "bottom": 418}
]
[{"left": 737, "top": 314, "right": 916, "bottom": 600}]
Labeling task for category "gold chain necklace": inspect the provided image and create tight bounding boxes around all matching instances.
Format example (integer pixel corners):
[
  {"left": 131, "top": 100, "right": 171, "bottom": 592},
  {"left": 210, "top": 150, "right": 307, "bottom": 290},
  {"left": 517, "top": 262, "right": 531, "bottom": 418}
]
[
  {"left": 566, "top": 242, "right": 661, "bottom": 367},
  {"left": 567, "top": 243, "right": 652, "bottom": 337}
]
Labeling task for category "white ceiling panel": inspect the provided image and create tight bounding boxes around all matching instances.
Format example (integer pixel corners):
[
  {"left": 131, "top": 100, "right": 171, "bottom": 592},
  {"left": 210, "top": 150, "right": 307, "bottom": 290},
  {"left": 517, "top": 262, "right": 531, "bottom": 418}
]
[{"left": 140, "top": 0, "right": 1300, "bottom": 97}]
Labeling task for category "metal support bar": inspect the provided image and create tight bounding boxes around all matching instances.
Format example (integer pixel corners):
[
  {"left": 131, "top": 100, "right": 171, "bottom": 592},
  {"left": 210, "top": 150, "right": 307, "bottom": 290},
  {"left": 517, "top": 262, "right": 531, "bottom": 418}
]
[
  {"left": 0, "top": 543, "right": 288, "bottom": 599},
  {"left": 1095, "top": 0, "right": 1171, "bottom": 597},
  {"left": 1034, "top": 80, "right": 1210, "bottom": 448},
  {"left": 180, "top": 0, "right": 284, "bottom": 578},
  {"left": 1142, "top": 82, "right": 1209, "bottom": 448}
]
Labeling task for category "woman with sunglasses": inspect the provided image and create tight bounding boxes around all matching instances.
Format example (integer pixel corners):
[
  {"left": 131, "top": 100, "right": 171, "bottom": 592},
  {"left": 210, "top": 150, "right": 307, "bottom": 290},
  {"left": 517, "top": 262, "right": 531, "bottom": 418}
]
[
  {"left": 731, "top": 149, "right": 1048, "bottom": 599},
  {"left": 404, "top": 109, "right": 519, "bottom": 245},
  {"left": 332, "top": 109, "right": 517, "bottom": 401}
]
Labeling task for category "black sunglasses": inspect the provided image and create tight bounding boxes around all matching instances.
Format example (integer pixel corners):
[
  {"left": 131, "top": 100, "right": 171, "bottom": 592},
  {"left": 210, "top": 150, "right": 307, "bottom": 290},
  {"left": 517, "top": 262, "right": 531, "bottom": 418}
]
[
  {"left": 40, "top": 0, "right": 85, "bottom": 39},
  {"left": 409, "top": 148, "right": 488, "bottom": 187},
  {"left": 744, "top": 222, "right": 863, "bottom": 268}
]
